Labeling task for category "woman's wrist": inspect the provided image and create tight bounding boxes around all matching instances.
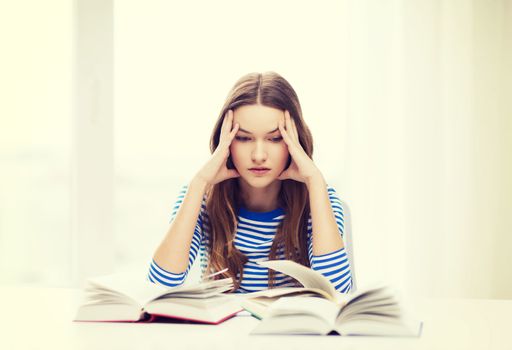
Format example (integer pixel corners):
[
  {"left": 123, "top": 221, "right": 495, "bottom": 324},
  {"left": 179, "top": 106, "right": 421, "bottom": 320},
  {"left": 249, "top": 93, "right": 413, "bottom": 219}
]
[
  {"left": 304, "top": 170, "right": 325, "bottom": 188},
  {"left": 190, "top": 174, "right": 210, "bottom": 193}
]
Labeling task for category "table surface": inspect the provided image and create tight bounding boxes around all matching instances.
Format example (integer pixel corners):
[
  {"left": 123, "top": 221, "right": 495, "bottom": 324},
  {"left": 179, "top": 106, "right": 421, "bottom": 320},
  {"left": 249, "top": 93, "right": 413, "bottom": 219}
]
[{"left": 1, "top": 286, "right": 511, "bottom": 350}]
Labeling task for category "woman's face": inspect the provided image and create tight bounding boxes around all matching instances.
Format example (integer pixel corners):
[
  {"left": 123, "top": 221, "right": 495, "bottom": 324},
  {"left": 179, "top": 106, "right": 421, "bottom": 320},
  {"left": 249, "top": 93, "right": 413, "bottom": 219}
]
[{"left": 230, "top": 104, "right": 290, "bottom": 188}]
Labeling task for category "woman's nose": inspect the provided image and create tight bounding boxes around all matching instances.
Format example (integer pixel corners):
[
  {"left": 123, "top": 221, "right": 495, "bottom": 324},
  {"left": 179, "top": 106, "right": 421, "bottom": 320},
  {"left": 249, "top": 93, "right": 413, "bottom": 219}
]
[{"left": 251, "top": 141, "right": 267, "bottom": 162}]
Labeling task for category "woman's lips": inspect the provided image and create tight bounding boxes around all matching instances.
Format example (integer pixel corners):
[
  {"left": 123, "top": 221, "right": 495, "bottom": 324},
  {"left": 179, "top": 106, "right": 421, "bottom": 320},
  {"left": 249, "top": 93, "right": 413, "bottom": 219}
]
[{"left": 249, "top": 168, "right": 270, "bottom": 176}]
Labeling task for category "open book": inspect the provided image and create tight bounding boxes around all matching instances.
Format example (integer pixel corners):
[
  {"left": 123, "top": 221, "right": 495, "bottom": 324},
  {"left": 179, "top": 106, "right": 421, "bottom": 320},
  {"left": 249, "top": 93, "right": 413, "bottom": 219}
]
[
  {"left": 242, "top": 260, "right": 422, "bottom": 336},
  {"left": 74, "top": 269, "right": 242, "bottom": 324}
]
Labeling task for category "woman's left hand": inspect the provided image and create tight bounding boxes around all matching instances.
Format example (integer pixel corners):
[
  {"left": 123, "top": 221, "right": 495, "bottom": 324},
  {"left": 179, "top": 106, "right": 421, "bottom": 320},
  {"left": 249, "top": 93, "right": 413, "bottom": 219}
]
[{"left": 277, "top": 110, "right": 322, "bottom": 184}]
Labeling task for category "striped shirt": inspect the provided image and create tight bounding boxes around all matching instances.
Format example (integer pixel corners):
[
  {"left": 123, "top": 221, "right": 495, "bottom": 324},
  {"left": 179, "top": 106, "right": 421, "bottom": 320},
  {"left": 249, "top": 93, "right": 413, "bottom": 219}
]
[{"left": 148, "top": 185, "right": 352, "bottom": 294}]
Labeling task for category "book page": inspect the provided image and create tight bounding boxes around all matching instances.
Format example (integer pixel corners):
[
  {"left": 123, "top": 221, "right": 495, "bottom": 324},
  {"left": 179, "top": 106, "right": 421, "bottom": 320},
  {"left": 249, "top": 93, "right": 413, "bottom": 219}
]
[
  {"left": 87, "top": 271, "right": 170, "bottom": 307},
  {"left": 250, "top": 297, "right": 338, "bottom": 335},
  {"left": 86, "top": 271, "right": 233, "bottom": 307},
  {"left": 257, "top": 260, "right": 337, "bottom": 300},
  {"left": 335, "top": 316, "right": 423, "bottom": 337},
  {"left": 268, "top": 296, "right": 339, "bottom": 323},
  {"left": 333, "top": 285, "right": 423, "bottom": 337},
  {"left": 251, "top": 314, "right": 332, "bottom": 335},
  {"left": 245, "top": 287, "right": 333, "bottom": 300},
  {"left": 145, "top": 294, "right": 243, "bottom": 324}
]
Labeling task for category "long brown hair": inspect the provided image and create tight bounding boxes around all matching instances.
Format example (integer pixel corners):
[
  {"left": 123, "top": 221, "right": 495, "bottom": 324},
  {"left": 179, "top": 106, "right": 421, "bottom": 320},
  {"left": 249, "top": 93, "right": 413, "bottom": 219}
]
[{"left": 205, "top": 72, "right": 314, "bottom": 290}]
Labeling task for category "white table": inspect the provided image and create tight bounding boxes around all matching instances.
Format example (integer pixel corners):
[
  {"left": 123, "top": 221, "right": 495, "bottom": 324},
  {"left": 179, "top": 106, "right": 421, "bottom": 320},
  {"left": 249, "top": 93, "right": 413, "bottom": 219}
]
[{"left": 1, "top": 286, "right": 511, "bottom": 350}]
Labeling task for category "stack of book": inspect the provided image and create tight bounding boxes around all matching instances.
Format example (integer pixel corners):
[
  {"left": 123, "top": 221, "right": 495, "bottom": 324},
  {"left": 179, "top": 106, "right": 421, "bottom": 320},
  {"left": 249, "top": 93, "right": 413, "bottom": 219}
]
[
  {"left": 74, "top": 261, "right": 423, "bottom": 337},
  {"left": 241, "top": 260, "right": 423, "bottom": 337},
  {"left": 74, "top": 269, "right": 242, "bottom": 324}
]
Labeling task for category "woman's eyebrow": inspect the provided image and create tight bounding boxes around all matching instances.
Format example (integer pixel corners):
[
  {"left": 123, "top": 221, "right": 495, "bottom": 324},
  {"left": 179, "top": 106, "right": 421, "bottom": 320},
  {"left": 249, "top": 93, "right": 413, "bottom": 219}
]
[{"left": 238, "top": 127, "right": 279, "bottom": 134}]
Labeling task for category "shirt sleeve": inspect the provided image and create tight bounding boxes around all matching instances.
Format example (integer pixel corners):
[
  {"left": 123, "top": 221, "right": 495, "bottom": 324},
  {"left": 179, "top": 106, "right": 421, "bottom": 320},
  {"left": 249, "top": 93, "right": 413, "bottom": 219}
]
[
  {"left": 147, "top": 184, "right": 205, "bottom": 287},
  {"left": 307, "top": 185, "right": 353, "bottom": 294}
]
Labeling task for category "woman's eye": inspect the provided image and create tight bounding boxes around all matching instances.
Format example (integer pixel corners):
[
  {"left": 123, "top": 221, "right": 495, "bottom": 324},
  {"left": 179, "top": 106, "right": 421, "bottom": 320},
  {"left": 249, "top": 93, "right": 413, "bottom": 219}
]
[{"left": 235, "top": 136, "right": 282, "bottom": 142}]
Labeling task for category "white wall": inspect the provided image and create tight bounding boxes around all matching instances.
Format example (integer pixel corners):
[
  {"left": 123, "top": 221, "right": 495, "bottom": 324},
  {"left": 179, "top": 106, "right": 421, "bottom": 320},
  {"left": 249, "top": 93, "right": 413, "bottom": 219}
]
[
  {"left": 0, "top": 0, "right": 73, "bottom": 286},
  {"left": 71, "top": 0, "right": 115, "bottom": 286},
  {"left": 1, "top": 0, "right": 511, "bottom": 298},
  {"left": 341, "top": 0, "right": 512, "bottom": 298},
  {"left": 113, "top": 0, "right": 350, "bottom": 282},
  {"left": 114, "top": 0, "right": 512, "bottom": 298}
]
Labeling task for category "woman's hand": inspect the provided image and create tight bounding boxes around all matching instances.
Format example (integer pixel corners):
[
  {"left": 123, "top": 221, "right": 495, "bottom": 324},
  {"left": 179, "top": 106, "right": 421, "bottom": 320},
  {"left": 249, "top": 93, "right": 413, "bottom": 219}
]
[
  {"left": 277, "top": 110, "right": 322, "bottom": 184},
  {"left": 194, "top": 110, "right": 240, "bottom": 186}
]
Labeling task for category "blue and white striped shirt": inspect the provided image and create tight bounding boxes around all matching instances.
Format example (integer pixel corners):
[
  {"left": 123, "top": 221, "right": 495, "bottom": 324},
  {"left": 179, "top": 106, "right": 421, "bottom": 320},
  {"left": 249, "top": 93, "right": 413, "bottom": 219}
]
[{"left": 148, "top": 185, "right": 352, "bottom": 294}]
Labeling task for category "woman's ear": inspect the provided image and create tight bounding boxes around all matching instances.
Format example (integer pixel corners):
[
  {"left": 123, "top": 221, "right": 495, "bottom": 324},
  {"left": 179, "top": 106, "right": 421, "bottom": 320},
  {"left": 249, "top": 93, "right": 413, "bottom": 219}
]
[
  {"left": 285, "top": 155, "right": 292, "bottom": 169},
  {"left": 227, "top": 155, "right": 235, "bottom": 169}
]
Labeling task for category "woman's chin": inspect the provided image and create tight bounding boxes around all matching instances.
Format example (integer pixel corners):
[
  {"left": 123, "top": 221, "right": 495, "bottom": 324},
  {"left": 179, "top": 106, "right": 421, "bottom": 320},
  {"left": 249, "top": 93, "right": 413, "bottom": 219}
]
[{"left": 239, "top": 175, "right": 278, "bottom": 188}]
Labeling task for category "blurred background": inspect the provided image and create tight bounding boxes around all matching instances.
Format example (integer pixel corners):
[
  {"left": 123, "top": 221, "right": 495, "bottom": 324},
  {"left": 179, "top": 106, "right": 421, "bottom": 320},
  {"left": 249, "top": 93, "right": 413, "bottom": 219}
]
[{"left": 0, "top": 0, "right": 511, "bottom": 299}]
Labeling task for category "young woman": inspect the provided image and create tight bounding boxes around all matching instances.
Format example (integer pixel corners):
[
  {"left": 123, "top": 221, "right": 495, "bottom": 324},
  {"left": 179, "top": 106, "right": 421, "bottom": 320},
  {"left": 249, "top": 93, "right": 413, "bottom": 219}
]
[{"left": 148, "top": 72, "right": 352, "bottom": 293}]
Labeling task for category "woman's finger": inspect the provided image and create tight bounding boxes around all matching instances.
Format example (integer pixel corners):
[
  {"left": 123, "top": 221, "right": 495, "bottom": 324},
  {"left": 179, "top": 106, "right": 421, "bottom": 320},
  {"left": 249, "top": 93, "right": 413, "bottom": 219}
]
[
  {"left": 284, "top": 111, "right": 296, "bottom": 145},
  {"left": 289, "top": 113, "right": 299, "bottom": 142},
  {"left": 229, "top": 121, "right": 239, "bottom": 140},
  {"left": 279, "top": 118, "right": 294, "bottom": 149},
  {"left": 225, "top": 168, "right": 240, "bottom": 179},
  {"left": 285, "top": 111, "right": 299, "bottom": 144},
  {"left": 284, "top": 110, "right": 291, "bottom": 134},
  {"left": 221, "top": 110, "right": 238, "bottom": 146},
  {"left": 220, "top": 110, "right": 232, "bottom": 139}
]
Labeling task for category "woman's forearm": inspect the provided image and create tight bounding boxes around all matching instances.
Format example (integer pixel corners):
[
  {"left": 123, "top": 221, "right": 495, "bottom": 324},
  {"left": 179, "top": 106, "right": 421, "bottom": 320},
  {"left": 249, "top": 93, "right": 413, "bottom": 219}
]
[
  {"left": 152, "top": 176, "right": 209, "bottom": 273},
  {"left": 306, "top": 173, "right": 344, "bottom": 255}
]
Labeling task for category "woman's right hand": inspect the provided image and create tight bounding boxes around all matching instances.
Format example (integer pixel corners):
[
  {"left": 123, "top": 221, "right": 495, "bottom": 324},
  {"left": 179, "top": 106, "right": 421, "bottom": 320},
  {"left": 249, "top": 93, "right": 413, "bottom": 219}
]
[{"left": 194, "top": 109, "right": 240, "bottom": 186}]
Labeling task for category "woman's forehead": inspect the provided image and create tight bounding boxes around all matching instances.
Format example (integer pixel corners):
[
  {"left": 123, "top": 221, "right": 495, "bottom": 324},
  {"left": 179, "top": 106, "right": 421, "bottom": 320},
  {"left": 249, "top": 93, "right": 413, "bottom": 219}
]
[{"left": 233, "top": 105, "right": 284, "bottom": 134}]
